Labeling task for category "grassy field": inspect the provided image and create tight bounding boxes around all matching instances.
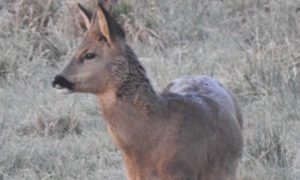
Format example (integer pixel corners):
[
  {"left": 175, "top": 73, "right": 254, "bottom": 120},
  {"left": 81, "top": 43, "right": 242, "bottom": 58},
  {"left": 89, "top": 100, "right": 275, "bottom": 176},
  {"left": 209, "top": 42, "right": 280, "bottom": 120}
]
[{"left": 0, "top": 0, "right": 300, "bottom": 179}]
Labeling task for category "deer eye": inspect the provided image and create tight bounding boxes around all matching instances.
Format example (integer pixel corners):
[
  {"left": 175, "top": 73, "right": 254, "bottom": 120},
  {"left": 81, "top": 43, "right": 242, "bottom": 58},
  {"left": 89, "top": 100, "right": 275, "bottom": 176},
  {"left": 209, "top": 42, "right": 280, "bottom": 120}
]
[{"left": 85, "top": 53, "right": 96, "bottom": 60}]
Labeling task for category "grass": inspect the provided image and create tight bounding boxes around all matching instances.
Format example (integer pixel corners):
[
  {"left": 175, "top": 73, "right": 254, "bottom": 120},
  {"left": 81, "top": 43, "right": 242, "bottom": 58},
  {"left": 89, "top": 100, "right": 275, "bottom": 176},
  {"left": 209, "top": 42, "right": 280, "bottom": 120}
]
[{"left": 0, "top": 0, "right": 299, "bottom": 179}]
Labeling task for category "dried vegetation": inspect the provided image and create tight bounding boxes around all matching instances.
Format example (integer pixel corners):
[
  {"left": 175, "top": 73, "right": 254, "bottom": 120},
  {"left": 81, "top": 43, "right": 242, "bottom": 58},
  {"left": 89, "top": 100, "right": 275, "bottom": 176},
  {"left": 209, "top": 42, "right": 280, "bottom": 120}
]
[{"left": 0, "top": 0, "right": 299, "bottom": 179}]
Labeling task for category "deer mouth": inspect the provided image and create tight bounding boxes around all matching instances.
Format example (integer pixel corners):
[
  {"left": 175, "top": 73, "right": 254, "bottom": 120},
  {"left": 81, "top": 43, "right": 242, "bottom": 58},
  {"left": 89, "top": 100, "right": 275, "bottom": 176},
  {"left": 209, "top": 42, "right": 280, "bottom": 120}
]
[{"left": 52, "top": 75, "right": 75, "bottom": 95}]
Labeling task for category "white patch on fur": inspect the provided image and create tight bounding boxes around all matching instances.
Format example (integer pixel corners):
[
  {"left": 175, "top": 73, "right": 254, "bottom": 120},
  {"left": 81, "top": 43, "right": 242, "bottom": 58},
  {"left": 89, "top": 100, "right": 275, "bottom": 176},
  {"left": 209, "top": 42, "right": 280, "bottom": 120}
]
[
  {"left": 55, "top": 88, "right": 73, "bottom": 95},
  {"left": 166, "top": 76, "right": 236, "bottom": 114}
]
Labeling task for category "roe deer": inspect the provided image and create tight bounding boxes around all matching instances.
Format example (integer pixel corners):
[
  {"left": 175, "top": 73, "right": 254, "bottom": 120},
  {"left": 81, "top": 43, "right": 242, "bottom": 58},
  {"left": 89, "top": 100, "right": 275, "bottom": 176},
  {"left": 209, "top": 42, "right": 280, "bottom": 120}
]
[{"left": 52, "top": 3, "right": 243, "bottom": 180}]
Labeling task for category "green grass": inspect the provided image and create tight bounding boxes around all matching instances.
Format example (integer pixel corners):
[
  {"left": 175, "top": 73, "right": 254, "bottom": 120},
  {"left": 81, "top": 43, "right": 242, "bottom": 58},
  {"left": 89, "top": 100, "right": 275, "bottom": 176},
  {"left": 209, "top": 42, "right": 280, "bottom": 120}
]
[{"left": 0, "top": 0, "right": 300, "bottom": 179}]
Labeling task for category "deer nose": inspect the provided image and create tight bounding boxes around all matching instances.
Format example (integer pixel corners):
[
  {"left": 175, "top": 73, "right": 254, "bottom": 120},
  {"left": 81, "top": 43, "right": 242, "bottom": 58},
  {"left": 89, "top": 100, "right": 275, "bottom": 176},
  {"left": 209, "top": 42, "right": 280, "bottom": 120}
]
[{"left": 52, "top": 75, "right": 74, "bottom": 90}]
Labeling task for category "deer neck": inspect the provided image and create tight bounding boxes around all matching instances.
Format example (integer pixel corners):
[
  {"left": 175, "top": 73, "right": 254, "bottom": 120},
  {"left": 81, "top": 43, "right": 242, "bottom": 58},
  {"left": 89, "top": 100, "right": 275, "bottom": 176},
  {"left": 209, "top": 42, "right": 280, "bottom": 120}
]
[
  {"left": 97, "top": 77, "right": 162, "bottom": 158},
  {"left": 98, "top": 45, "right": 161, "bottom": 118},
  {"left": 96, "top": 46, "right": 163, "bottom": 153},
  {"left": 97, "top": 79, "right": 160, "bottom": 120}
]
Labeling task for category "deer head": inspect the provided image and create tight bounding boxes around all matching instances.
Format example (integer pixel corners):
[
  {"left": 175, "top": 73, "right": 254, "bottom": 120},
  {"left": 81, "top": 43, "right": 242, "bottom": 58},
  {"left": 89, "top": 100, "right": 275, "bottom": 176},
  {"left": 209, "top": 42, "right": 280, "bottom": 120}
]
[{"left": 52, "top": 3, "right": 128, "bottom": 95}]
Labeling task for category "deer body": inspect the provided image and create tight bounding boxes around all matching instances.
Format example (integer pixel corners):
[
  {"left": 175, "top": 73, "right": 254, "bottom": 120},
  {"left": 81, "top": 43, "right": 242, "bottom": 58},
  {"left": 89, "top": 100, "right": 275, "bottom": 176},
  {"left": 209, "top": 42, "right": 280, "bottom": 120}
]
[
  {"left": 98, "top": 73, "right": 242, "bottom": 180},
  {"left": 52, "top": 3, "right": 243, "bottom": 180}
]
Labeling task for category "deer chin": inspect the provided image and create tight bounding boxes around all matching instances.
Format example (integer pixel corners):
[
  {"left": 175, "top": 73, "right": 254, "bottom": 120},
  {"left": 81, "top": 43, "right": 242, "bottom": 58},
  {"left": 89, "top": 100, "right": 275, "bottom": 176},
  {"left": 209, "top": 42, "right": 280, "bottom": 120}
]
[
  {"left": 55, "top": 85, "right": 74, "bottom": 95},
  {"left": 56, "top": 88, "right": 73, "bottom": 95},
  {"left": 55, "top": 87, "right": 73, "bottom": 95}
]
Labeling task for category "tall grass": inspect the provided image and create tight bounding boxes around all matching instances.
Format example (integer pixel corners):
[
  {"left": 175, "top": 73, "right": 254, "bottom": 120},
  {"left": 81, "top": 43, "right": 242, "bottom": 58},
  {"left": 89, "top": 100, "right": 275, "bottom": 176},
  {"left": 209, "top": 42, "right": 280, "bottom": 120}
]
[{"left": 0, "top": 0, "right": 299, "bottom": 179}]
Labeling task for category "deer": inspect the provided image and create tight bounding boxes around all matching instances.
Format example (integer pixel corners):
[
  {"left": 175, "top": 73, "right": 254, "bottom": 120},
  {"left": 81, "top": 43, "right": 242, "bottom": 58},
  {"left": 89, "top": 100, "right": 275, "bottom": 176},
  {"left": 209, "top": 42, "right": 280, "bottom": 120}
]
[{"left": 52, "top": 2, "right": 243, "bottom": 180}]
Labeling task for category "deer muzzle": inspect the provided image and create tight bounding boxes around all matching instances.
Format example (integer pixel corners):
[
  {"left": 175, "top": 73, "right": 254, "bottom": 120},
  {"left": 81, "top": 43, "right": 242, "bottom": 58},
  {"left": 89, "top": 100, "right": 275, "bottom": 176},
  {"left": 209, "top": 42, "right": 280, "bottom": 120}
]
[{"left": 52, "top": 75, "right": 75, "bottom": 95}]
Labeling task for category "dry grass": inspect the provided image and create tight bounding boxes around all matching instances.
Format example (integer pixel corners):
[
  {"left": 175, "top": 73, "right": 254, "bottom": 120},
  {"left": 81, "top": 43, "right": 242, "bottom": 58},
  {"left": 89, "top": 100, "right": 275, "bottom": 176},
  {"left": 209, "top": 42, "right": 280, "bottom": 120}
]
[{"left": 0, "top": 0, "right": 300, "bottom": 179}]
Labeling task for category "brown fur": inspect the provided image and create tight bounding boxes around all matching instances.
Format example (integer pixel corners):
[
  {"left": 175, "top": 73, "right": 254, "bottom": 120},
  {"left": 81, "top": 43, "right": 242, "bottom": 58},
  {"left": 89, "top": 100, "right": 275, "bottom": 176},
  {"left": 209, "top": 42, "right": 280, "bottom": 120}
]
[{"left": 53, "top": 3, "right": 243, "bottom": 180}]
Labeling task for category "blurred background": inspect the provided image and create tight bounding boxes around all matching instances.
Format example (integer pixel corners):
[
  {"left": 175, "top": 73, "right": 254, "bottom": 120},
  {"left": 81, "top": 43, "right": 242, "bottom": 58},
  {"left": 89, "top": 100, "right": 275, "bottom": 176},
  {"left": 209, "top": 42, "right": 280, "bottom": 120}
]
[{"left": 0, "top": 0, "right": 299, "bottom": 179}]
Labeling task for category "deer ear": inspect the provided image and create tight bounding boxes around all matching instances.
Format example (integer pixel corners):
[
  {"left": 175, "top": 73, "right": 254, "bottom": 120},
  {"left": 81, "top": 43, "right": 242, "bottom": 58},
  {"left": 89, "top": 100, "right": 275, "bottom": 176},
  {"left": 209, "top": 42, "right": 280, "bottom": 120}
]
[
  {"left": 77, "top": 3, "right": 92, "bottom": 30},
  {"left": 96, "top": 3, "right": 125, "bottom": 45},
  {"left": 97, "top": 4, "right": 113, "bottom": 45},
  {"left": 99, "top": 0, "right": 118, "bottom": 13}
]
